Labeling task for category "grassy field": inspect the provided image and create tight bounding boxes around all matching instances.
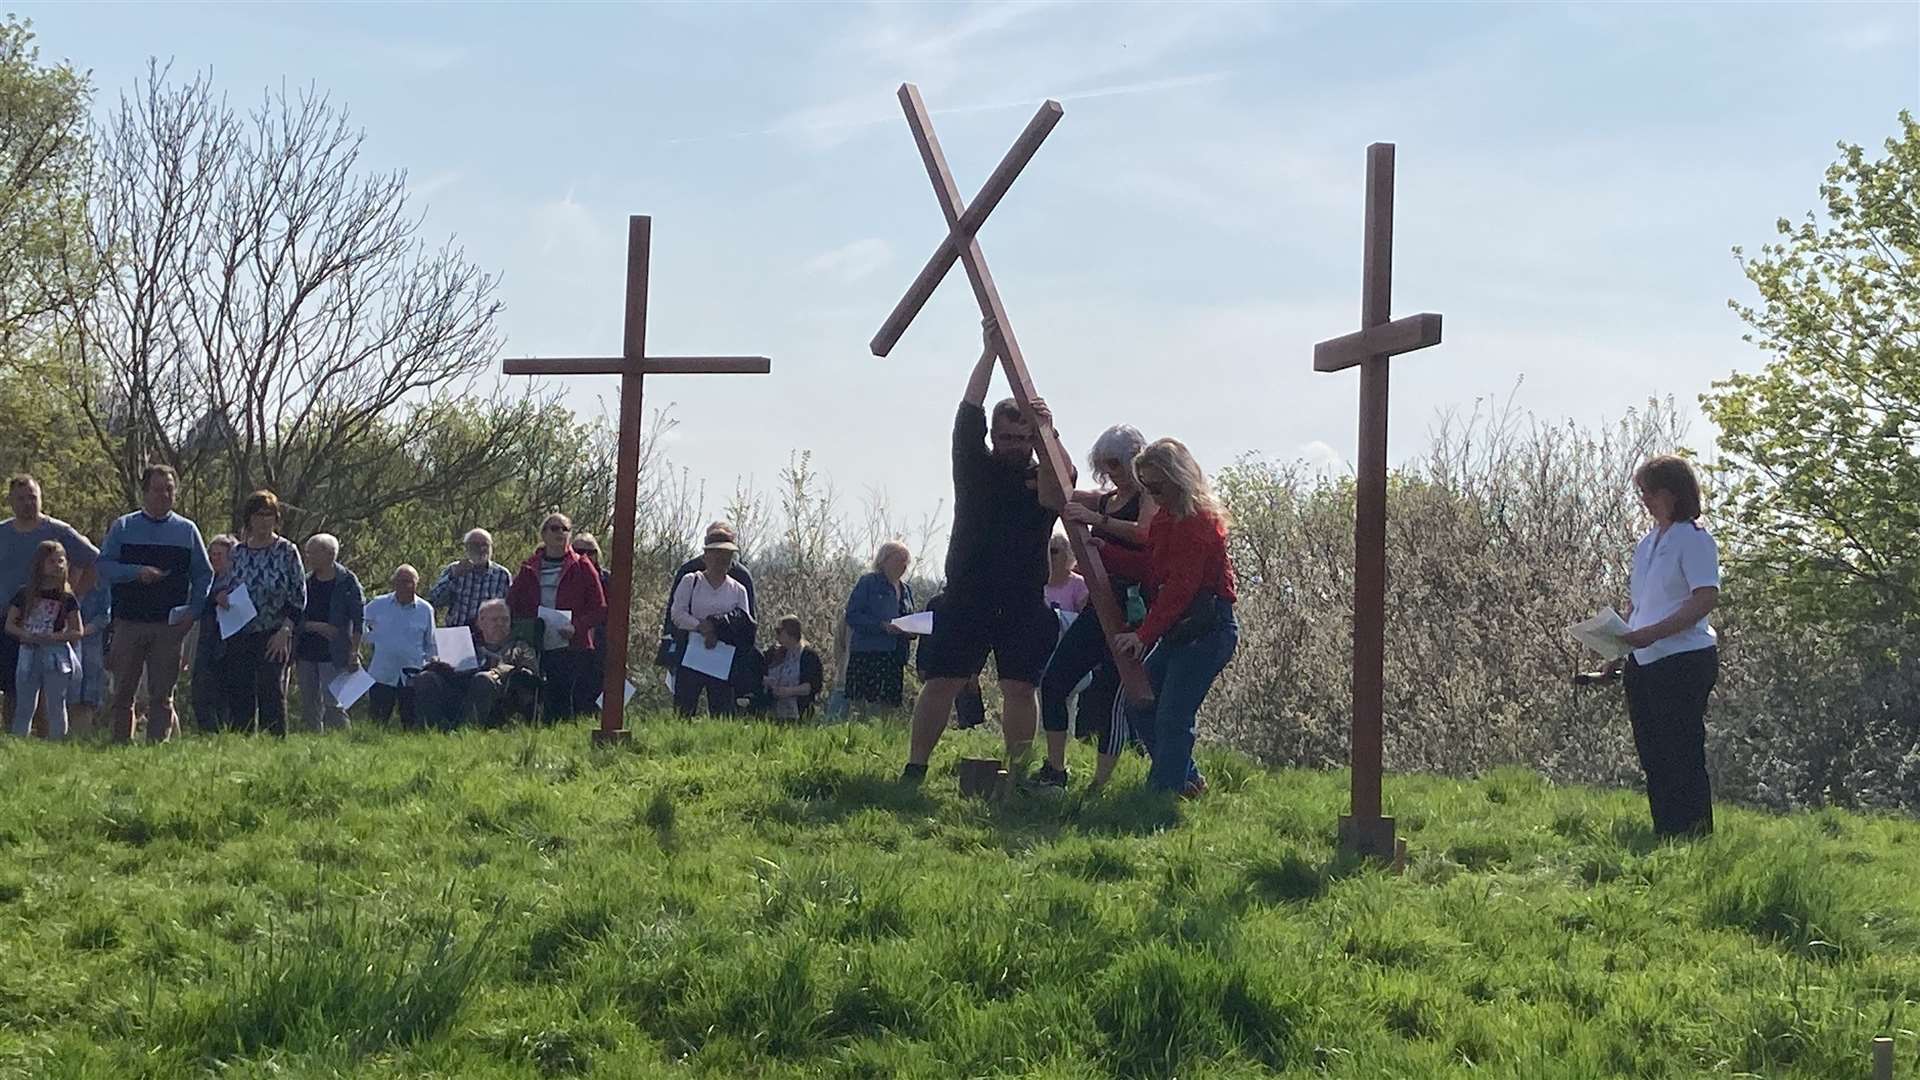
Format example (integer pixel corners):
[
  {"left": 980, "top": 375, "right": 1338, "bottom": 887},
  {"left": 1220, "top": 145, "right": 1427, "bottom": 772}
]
[{"left": 0, "top": 716, "right": 1915, "bottom": 1079}]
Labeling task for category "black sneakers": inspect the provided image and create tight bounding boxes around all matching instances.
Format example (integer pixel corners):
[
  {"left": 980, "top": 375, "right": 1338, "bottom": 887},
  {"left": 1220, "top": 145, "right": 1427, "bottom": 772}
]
[{"left": 1031, "top": 763, "right": 1069, "bottom": 795}]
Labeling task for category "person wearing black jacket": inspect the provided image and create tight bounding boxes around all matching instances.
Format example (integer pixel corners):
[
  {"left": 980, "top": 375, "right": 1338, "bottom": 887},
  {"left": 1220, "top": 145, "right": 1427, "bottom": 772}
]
[{"left": 761, "top": 616, "right": 825, "bottom": 721}]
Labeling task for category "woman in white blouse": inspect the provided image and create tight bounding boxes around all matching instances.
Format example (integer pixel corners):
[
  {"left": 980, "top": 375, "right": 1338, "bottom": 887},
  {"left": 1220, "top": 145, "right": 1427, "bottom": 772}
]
[
  {"left": 669, "top": 527, "right": 751, "bottom": 716},
  {"left": 1608, "top": 454, "right": 1721, "bottom": 838}
]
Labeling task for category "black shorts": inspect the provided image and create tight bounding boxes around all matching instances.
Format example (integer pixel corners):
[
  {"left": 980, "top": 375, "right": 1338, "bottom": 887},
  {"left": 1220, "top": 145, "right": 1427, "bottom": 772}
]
[
  {"left": 915, "top": 592, "right": 1058, "bottom": 686},
  {"left": 0, "top": 632, "right": 15, "bottom": 694}
]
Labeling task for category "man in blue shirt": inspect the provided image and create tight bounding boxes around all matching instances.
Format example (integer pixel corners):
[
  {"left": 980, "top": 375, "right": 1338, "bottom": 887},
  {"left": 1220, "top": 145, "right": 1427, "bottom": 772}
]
[{"left": 96, "top": 465, "right": 213, "bottom": 743}]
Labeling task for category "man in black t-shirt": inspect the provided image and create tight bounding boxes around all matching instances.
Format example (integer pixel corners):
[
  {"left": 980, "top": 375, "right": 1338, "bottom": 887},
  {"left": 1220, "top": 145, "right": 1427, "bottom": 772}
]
[{"left": 903, "top": 319, "right": 1061, "bottom": 785}]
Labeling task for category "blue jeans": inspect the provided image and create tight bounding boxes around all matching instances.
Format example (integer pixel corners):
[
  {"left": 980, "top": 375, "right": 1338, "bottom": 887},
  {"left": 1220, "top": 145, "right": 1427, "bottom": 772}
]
[
  {"left": 14, "top": 644, "right": 75, "bottom": 739},
  {"left": 1134, "top": 599, "right": 1238, "bottom": 791}
]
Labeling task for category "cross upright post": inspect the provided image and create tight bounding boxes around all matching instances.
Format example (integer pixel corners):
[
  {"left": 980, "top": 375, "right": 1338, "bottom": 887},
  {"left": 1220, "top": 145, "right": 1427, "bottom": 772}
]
[
  {"left": 504, "top": 215, "right": 770, "bottom": 745},
  {"left": 1311, "top": 143, "right": 1445, "bottom": 860},
  {"left": 872, "top": 83, "right": 1152, "bottom": 705}
]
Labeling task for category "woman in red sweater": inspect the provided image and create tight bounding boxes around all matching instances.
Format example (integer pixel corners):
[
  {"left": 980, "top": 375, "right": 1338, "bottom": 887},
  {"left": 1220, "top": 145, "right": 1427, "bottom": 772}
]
[
  {"left": 506, "top": 513, "right": 608, "bottom": 721},
  {"left": 1095, "top": 438, "right": 1238, "bottom": 797}
]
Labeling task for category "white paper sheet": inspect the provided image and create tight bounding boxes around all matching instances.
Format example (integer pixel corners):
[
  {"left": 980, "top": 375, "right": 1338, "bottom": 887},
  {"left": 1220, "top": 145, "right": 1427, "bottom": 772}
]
[
  {"left": 891, "top": 611, "right": 934, "bottom": 636},
  {"left": 1567, "top": 606, "right": 1632, "bottom": 660},
  {"left": 433, "top": 627, "right": 477, "bottom": 671},
  {"left": 680, "top": 637, "right": 736, "bottom": 680},
  {"left": 596, "top": 680, "right": 639, "bottom": 709},
  {"left": 327, "top": 668, "right": 377, "bottom": 710},
  {"left": 537, "top": 606, "right": 572, "bottom": 651},
  {"left": 217, "top": 583, "right": 258, "bottom": 640},
  {"left": 168, "top": 605, "right": 190, "bottom": 626}
]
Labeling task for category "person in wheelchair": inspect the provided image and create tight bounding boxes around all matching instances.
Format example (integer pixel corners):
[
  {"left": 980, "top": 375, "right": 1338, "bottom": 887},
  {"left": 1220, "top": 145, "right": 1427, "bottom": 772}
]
[{"left": 414, "top": 599, "right": 541, "bottom": 730}]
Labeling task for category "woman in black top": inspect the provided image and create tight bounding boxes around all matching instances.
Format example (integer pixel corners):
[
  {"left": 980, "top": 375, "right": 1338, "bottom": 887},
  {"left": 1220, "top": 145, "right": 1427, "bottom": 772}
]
[{"left": 1034, "top": 424, "right": 1158, "bottom": 792}]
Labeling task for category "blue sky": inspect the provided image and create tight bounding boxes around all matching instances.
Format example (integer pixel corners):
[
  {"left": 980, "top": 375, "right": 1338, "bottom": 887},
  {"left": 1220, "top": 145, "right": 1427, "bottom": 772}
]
[{"left": 20, "top": 1, "right": 1918, "bottom": 554}]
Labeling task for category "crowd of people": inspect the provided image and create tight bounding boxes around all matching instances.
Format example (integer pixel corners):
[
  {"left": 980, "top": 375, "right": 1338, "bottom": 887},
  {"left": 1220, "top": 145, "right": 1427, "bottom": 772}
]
[{"left": 2, "top": 319, "right": 1723, "bottom": 827}]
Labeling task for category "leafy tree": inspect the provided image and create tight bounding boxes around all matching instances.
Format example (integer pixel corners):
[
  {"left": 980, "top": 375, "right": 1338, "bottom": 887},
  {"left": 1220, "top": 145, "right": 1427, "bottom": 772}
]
[
  {"left": 0, "top": 14, "right": 89, "bottom": 353},
  {"left": 1703, "top": 112, "right": 1920, "bottom": 634}
]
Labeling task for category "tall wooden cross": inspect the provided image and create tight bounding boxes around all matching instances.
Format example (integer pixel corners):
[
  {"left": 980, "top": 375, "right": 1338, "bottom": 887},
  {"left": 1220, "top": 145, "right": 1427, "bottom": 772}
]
[
  {"left": 871, "top": 83, "right": 1151, "bottom": 704},
  {"left": 504, "top": 215, "right": 771, "bottom": 745},
  {"left": 1312, "top": 143, "right": 1445, "bottom": 859}
]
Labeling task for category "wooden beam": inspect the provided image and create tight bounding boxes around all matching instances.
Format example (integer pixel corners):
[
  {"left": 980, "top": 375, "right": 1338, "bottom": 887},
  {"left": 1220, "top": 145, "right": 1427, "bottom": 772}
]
[
  {"left": 1312, "top": 313, "right": 1443, "bottom": 372},
  {"left": 502, "top": 356, "right": 629, "bottom": 376},
  {"left": 895, "top": 83, "right": 1152, "bottom": 704},
  {"left": 870, "top": 97, "right": 1064, "bottom": 358},
  {"left": 640, "top": 356, "right": 772, "bottom": 375}
]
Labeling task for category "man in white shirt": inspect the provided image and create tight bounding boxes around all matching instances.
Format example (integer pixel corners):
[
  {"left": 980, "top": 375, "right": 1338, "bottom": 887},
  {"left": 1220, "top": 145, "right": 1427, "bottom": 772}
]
[{"left": 362, "top": 564, "right": 437, "bottom": 729}]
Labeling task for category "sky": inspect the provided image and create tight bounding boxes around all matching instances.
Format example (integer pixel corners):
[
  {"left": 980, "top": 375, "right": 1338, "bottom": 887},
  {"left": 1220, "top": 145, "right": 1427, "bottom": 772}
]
[{"left": 19, "top": 1, "right": 1918, "bottom": 556}]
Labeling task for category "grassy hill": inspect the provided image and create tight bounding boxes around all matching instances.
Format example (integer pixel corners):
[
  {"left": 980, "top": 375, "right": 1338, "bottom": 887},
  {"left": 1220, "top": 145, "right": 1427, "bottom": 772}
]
[{"left": 1, "top": 718, "right": 1914, "bottom": 1078}]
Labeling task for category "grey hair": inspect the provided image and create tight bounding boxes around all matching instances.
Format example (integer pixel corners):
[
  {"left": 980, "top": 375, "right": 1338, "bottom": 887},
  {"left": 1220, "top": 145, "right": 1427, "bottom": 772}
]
[
  {"left": 463, "top": 527, "right": 493, "bottom": 547},
  {"left": 477, "top": 597, "right": 510, "bottom": 620},
  {"left": 392, "top": 563, "right": 420, "bottom": 582},
  {"left": 305, "top": 533, "right": 340, "bottom": 558},
  {"left": 872, "top": 540, "right": 910, "bottom": 573},
  {"left": 207, "top": 533, "right": 238, "bottom": 553},
  {"left": 1088, "top": 424, "right": 1148, "bottom": 485}
]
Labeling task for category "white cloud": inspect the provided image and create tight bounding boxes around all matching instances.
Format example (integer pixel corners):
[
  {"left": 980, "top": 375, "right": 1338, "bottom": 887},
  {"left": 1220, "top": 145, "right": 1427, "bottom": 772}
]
[
  {"left": 529, "top": 189, "right": 600, "bottom": 257},
  {"left": 802, "top": 237, "right": 893, "bottom": 283}
]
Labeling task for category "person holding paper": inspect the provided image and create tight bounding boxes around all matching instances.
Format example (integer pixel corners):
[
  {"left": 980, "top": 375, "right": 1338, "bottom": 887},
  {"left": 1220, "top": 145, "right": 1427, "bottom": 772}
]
[
  {"left": 294, "top": 533, "right": 364, "bottom": 734},
  {"left": 1039, "top": 424, "right": 1157, "bottom": 793},
  {"left": 841, "top": 541, "right": 915, "bottom": 710},
  {"left": 668, "top": 528, "right": 753, "bottom": 717},
  {"left": 186, "top": 536, "right": 238, "bottom": 733},
  {"left": 362, "top": 564, "right": 437, "bottom": 728},
  {"left": 655, "top": 520, "right": 756, "bottom": 670},
  {"left": 1605, "top": 455, "right": 1722, "bottom": 838},
  {"left": 218, "top": 490, "right": 306, "bottom": 738},
  {"left": 415, "top": 599, "right": 540, "bottom": 730},
  {"left": 1096, "top": 438, "right": 1239, "bottom": 798},
  {"left": 506, "top": 513, "right": 607, "bottom": 722},
  {"left": 97, "top": 465, "right": 213, "bottom": 743},
  {"left": 902, "top": 317, "right": 1061, "bottom": 785}
]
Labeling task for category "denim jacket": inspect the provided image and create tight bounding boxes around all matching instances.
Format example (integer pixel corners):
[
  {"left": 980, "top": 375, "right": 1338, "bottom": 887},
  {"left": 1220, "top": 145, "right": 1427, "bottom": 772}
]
[{"left": 844, "top": 572, "right": 914, "bottom": 655}]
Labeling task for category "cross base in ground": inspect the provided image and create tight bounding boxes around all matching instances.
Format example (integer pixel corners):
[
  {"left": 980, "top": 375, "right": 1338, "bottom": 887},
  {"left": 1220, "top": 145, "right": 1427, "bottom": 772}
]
[
  {"left": 1339, "top": 813, "right": 1398, "bottom": 861},
  {"left": 591, "top": 728, "right": 633, "bottom": 747}
]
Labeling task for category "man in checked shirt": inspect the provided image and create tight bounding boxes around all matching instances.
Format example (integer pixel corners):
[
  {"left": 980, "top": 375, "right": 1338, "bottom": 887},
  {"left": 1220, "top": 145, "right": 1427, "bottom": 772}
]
[{"left": 428, "top": 528, "right": 512, "bottom": 630}]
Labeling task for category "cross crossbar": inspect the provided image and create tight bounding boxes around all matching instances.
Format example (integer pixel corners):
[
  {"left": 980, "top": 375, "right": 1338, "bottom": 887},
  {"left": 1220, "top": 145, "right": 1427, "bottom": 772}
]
[
  {"left": 870, "top": 99, "right": 1063, "bottom": 357},
  {"left": 879, "top": 82, "right": 1152, "bottom": 704},
  {"left": 503, "top": 356, "right": 772, "bottom": 377},
  {"left": 1312, "top": 313, "right": 1443, "bottom": 372}
]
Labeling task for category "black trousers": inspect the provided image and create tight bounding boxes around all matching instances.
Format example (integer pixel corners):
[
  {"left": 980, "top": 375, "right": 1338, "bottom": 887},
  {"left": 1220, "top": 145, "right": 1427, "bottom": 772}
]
[
  {"left": 673, "top": 668, "right": 735, "bottom": 718},
  {"left": 368, "top": 682, "right": 418, "bottom": 729},
  {"left": 222, "top": 630, "right": 289, "bottom": 737},
  {"left": 1040, "top": 611, "right": 1124, "bottom": 748},
  {"left": 1624, "top": 647, "right": 1718, "bottom": 837},
  {"left": 542, "top": 648, "right": 590, "bottom": 722}
]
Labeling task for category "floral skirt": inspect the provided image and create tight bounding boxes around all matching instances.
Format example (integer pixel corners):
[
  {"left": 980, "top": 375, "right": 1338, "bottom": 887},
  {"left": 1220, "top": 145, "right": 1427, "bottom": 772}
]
[{"left": 845, "top": 651, "right": 905, "bottom": 707}]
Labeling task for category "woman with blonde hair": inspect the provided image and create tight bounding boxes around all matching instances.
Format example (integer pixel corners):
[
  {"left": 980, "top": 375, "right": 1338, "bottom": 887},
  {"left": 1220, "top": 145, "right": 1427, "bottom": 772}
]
[
  {"left": 1095, "top": 438, "right": 1238, "bottom": 797},
  {"left": 842, "top": 540, "right": 915, "bottom": 710}
]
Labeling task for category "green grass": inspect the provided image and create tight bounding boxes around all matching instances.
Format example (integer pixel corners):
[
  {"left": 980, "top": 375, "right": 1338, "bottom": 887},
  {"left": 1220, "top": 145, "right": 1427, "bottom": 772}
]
[{"left": 1, "top": 720, "right": 1916, "bottom": 1078}]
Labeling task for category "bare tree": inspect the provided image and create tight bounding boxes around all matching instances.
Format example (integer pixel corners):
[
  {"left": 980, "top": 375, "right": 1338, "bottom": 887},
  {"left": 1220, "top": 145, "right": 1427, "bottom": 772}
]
[{"left": 59, "top": 63, "right": 539, "bottom": 529}]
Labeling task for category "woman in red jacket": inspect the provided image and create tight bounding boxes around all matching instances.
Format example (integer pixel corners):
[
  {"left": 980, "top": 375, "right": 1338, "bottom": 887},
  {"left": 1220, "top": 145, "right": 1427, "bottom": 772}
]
[
  {"left": 1095, "top": 438, "right": 1237, "bottom": 797},
  {"left": 507, "top": 513, "right": 608, "bottom": 721}
]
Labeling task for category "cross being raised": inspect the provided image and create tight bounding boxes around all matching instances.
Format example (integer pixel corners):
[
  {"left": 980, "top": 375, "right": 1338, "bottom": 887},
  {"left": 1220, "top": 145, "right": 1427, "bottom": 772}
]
[
  {"left": 504, "top": 215, "right": 771, "bottom": 745},
  {"left": 871, "top": 83, "right": 1151, "bottom": 704}
]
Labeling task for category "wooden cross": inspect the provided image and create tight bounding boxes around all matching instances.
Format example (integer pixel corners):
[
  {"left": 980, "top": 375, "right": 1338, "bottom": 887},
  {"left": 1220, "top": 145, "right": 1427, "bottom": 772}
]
[
  {"left": 1313, "top": 143, "right": 1445, "bottom": 860},
  {"left": 871, "top": 83, "right": 1151, "bottom": 704},
  {"left": 504, "top": 215, "right": 771, "bottom": 744}
]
